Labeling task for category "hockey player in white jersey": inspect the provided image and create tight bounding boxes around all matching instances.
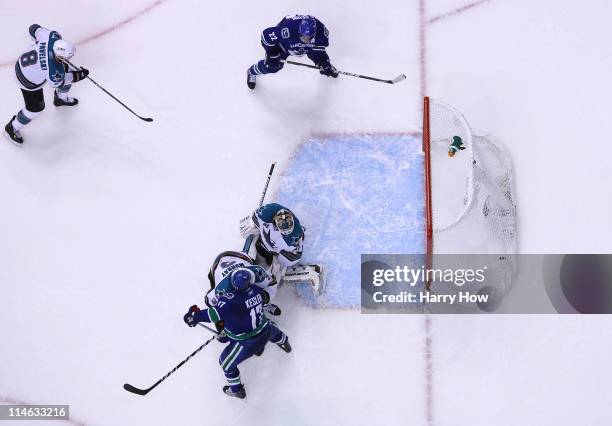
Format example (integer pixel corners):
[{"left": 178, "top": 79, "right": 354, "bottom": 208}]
[
  {"left": 205, "top": 250, "right": 281, "bottom": 315},
  {"left": 4, "top": 24, "right": 89, "bottom": 145}
]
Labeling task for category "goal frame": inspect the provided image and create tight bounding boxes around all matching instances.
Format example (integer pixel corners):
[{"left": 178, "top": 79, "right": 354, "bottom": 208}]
[
  {"left": 422, "top": 96, "right": 518, "bottom": 293},
  {"left": 423, "top": 96, "right": 434, "bottom": 285}
]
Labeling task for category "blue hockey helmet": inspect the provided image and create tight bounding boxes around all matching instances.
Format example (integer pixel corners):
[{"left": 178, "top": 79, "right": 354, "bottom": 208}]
[
  {"left": 231, "top": 268, "right": 256, "bottom": 292},
  {"left": 298, "top": 17, "right": 316, "bottom": 43}
]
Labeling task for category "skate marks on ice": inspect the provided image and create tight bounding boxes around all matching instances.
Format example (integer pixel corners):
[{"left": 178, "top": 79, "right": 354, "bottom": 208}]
[
  {"left": 274, "top": 133, "right": 425, "bottom": 308},
  {"left": 0, "top": 0, "right": 167, "bottom": 68}
]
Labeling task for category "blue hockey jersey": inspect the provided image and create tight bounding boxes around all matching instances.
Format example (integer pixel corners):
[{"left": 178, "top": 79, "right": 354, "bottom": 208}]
[
  {"left": 193, "top": 286, "right": 270, "bottom": 341},
  {"left": 261, "top": 15, "right": 330, "bottom": 66}
]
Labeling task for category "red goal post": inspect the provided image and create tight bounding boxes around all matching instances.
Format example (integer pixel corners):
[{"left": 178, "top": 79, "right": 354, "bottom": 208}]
[{"left": 422, "top": 96, "right": 518, "bottom": 296}]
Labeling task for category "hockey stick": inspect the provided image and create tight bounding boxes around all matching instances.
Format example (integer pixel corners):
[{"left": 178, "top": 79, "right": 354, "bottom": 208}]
[
  {"left": 198, "top": 323, "right": 219, "bottom": 335},
  {"left": 242, "top": 162, "right": 275, "bottom": 256},
  {"left": 64, "top": 60, "right": 154, "bottom": 122},
  {"left": 285, "top": 60, "right": 406, "bottom": 85},
  {"left": 259, "top": 162, "right": 276, "bottom": 207},
  {"left": 123, "top": 335, "right": 216, "bottom": 396}
]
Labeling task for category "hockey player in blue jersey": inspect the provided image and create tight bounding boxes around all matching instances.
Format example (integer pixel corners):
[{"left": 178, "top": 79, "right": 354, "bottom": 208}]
[
  {"left": 247, "top": 14, "right": 338, "bottom": 89},
  {"left": 240, "top": 203, "right": 305, "bottom": 286},
  {"left": 184, "top": 268, "right": 292, "bottom": 399},
  {"left": 4, "top": 25, "right": 89, "bottom": 145},
  {"left": 205, "top": 250, "right": 281, "bottom": 316}
]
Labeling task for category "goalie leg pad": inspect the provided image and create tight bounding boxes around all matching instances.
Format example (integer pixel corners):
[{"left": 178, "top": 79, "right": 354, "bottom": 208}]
[{"left": 283, "top": 264, "right": 324, "bottom": 295}]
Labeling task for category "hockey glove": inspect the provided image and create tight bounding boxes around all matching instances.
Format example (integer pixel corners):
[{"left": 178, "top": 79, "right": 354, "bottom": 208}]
[
  {"left": 319, "top": 63, "right": 338, "bottom": 78},
  {"left": 264, "top": 54, "right": 284, "bottom": 72},
  {"left": 216, "top": 326, "right": 229, "bottom": 343},
  {"left": 71, "top": 68, "right": 89, "bottom": 83},
  {"left": 239, "top": 214, "right": 258, "bottom": 238},
  {"left": 214, "top": 320, "right": 229, "bottom": 342},
  {"left": 183, "top": 305, "right": 200, "bottom": 327}
]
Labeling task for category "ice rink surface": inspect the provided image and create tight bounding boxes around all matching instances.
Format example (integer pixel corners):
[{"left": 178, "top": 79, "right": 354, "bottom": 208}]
[{"left": 1, "top": 1, "right": 611, "bottom": 425}]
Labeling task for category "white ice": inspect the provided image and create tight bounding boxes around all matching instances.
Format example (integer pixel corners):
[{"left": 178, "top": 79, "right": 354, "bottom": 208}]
[{"left": 1, "top": 1, "right": 611, "bottom": 425}]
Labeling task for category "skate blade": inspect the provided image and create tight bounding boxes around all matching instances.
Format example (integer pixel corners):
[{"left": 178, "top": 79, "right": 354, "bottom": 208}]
[{"left": 3, "top": 131, "right": 22, "bottom": 146}]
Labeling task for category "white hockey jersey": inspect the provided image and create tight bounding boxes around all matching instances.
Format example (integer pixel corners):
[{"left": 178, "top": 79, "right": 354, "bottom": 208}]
[{"left": 15, "top": 26, "right": 74, "bottom": 91}]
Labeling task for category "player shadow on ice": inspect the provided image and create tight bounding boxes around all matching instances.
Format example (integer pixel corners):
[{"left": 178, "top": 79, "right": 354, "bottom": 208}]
[
  {"left": 25, "top": 108, "right": 155, "bottom": 171},
  {"left": 250, "top": 75, "right": 335, "bottom": 131},
  {"left": 22, "top": 110, "right": 83, "bottom": 163}
]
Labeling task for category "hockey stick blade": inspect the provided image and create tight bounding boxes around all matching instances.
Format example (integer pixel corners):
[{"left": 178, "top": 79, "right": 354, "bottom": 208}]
[
  {"left": 123, "top": 383, "right": 150, "bottom": 396},
  {"left": 123, "top": 335, "right": 216, "bottom": 397},
  {"left": 390, "top": 74, "right": 407, "bottom": 84},
  {"left": 65, "top": 60, "right": 154, "bottom": 123}
]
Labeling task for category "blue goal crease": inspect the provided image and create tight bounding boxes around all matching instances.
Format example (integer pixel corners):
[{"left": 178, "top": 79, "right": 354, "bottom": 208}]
[{"left": 274, "top": 133, "right": 426, "bottom": 308}]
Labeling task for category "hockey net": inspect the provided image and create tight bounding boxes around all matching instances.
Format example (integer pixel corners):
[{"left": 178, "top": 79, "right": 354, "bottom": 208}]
[{"left": 423, "top": 97, "right": 518, "bottom": 301}]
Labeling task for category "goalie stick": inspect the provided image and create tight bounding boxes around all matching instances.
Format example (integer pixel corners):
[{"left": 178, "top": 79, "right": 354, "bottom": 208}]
[
  {"left": 285, "top": 60, "right": 406, "bottom": 85},
  {"left": 243, "top": 162, "right": 276, "bottom": 258},
  {"left": 259, "top": 162, "right": 276, "bottom": 207},
  {"left": 243, "top": 162, "right": 325, "bottom": 294},
  {"left": 123, "top": 335, "right": 216, "bottom": 396}
]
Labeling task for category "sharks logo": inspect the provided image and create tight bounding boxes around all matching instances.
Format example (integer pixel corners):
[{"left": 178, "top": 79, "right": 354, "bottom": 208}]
[
  {"left": 290, "top": 234, "right": 303, "bottom": 245},
  {"left": 50, "top": 70, "right": 63, "bottom": 83},
  {"left": 254, "top": 268, "right": 268, "bottom": 281}
]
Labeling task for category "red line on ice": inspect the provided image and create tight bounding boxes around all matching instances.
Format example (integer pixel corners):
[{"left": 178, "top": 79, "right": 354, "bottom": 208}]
[
  {"left": 76, "top": 0, "right": 165, "bottom": 44},
  {"left": 424, "top": 315, "right": 434, "bottom": 426},
  {"left": 419, "top": 0, "right": 428, "bottom": 104},
  {"left": 428, "top": 0, "right": 492, "bottom": 24},
  {"left": 418, "top": 1, "right": 493, "bottom": 422},
  {"left": 0, "top": 0, "right": 165, "bottom": 67}
]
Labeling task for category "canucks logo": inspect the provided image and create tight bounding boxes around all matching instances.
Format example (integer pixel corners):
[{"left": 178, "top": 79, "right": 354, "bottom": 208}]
[{"left": 218, "top": 290, "right": 234, "bottom": 300}]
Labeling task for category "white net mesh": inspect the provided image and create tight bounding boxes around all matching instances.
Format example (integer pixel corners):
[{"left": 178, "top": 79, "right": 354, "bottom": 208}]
[
  {"left": 426, "top": 98, "right": 518, "bottom": 300},
  {"left": 428, "top": 100, "right": 475, "bottom": 233}
]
